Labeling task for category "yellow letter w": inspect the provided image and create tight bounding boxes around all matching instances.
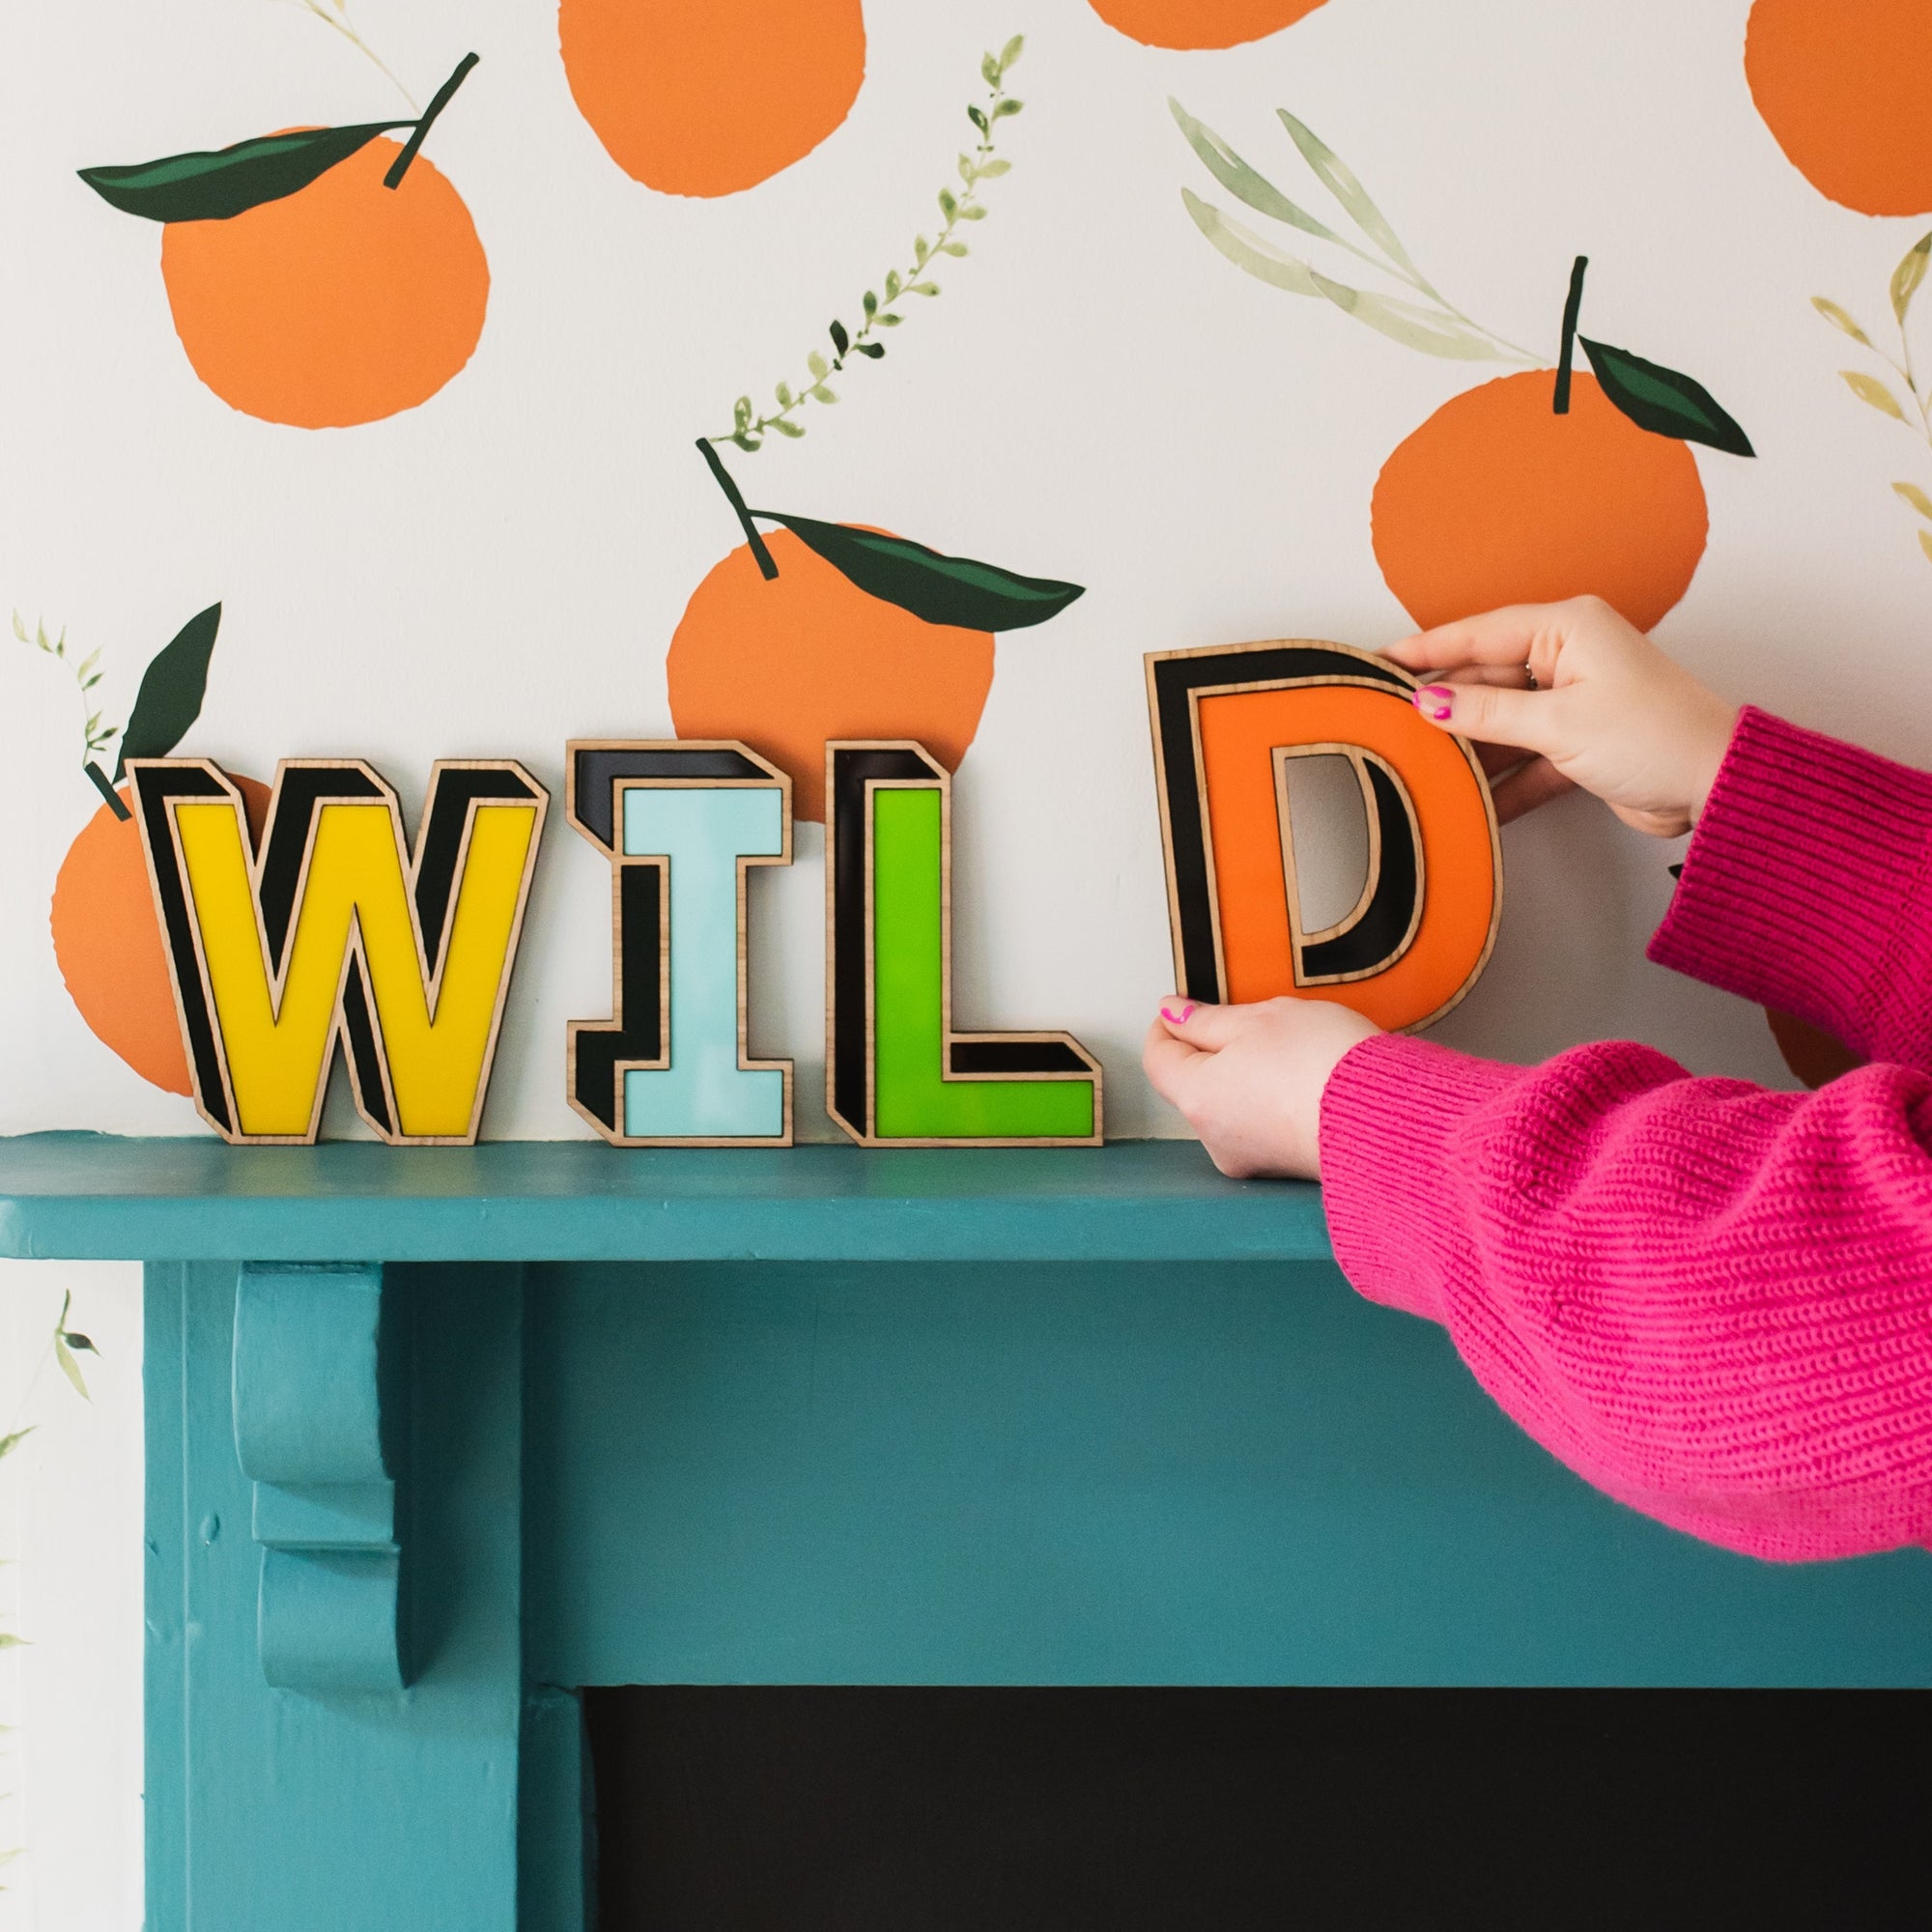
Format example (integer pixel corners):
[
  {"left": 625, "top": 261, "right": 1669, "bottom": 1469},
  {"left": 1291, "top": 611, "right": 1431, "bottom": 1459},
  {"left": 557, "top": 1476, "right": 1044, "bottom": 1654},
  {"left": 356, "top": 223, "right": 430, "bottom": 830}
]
[{"left": 130, "top": 759, "right": 547, "bottom": 1145}]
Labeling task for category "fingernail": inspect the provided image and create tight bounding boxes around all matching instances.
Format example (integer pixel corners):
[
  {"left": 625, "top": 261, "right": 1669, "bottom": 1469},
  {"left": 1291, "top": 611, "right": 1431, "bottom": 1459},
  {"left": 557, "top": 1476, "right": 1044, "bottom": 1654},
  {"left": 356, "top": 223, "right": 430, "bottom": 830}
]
[
  {"left": 1412, "top": 685, "right": 1454, "bottom": 722},
  {"left": 1161, "top": 1002, "right": 1197, "bottom": 1025}
]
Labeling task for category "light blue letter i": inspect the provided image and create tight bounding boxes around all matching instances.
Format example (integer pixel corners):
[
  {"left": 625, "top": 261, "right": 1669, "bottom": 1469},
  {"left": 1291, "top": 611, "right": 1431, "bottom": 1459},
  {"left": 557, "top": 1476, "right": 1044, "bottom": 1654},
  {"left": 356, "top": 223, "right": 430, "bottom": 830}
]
[{"left": 622, "top": 784, "right": 787, "bottom": 1142}]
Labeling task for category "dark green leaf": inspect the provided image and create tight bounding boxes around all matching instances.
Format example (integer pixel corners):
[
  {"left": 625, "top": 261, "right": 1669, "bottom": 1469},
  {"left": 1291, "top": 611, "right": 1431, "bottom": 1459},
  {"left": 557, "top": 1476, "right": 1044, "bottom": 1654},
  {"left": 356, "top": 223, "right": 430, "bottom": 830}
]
[
  {"left": 1578, "top": 338, "right": 1755, "bottom": 457},
  {"left": 862, "top": 290, "right": 878, "bottom": 318},
  {"left": 853, "top": 341, "right": 886, "bottom": 359},
  {"left": 61, "top": 1331, "right": 97, "bottom": 1354},
  {"left": 968, "top": 104, "right": 989, "bottom": 135},
  {"left": 750, "top": 514, "right": 1084, "bottom": 631},
  {"left": 114, "top": 601, "right": 221, "bottom": 780},
  {"left": 79, "top": 123, "right": 402, "bottom": 224},
  {"left": 829, "top": 318, "right": 850, "bottom": 356}
]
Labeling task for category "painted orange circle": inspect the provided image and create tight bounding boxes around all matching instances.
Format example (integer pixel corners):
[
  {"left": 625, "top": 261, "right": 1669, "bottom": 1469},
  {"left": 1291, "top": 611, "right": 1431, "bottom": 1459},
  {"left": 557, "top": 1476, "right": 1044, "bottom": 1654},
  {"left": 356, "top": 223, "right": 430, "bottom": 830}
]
[
  {"left": 666, "top": 530, "right": 994, "bottom": 823},
  {"left": 51, "top": 777, "right": 270, "bottom": 1094},
  {"left": 1086, "top": 0, "right": 1328, "bottom": 47},
  {"left": 1371, "top": 370, "right": 1709, "bottom": 634},
  {"left": 559, "top": 0, "right": 867, "bottom": 197},
  {"left": 159, "top": 136, "right": 488, "bottom": 428},
  {"left": 1746, "top": 0, "right": 1932, "bottom": 216}
]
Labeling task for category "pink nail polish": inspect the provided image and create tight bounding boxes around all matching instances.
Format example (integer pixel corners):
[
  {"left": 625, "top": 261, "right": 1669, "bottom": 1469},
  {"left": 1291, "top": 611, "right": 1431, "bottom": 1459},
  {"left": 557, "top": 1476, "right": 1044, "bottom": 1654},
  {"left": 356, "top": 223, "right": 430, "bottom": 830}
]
[
  {"left": 1161, "top": 1002, "right": 1197, "bottom": 1025},
  {"left": 1432, "top": 703, "right": 1453, "bottom": 721}
]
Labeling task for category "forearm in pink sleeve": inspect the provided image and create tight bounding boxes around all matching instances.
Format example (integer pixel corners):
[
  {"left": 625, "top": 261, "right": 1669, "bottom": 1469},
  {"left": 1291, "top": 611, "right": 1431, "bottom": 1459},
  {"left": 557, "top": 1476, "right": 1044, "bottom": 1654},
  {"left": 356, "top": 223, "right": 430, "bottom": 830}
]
[
  {"left": 1319, "top": 1031, "right": 1932, "bottom": 1562},
  {"left": 1650, "top": 705, "right": 1932, "bottom": 1070}
]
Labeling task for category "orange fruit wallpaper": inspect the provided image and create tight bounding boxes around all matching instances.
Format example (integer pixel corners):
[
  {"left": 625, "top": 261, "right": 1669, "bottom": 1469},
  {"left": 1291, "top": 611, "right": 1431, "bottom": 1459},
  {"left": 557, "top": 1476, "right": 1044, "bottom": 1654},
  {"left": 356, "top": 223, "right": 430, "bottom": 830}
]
[
  {"left": 1372, "top": 370, "right": 1710, "bottom": 635},
  {"left": 559, "top": 0, "right": 867, "bottom": 197},
  {"left": 1087, "top": 1, "right": 1330, "bottom": 50},
  {"left": 1746, "top": 0, "right": 1932, "bottom": 218},
  {"left": 8, "top": 0, "right": 1922, "bottom": 1132},
  {"left": 159, "top": 135, "right": 487, "bottom": 430}
]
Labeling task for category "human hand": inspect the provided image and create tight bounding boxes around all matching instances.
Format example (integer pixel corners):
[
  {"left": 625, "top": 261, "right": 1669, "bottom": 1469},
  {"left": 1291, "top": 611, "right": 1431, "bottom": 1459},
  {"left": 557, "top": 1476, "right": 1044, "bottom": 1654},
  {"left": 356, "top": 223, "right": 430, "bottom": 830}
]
[
  {"left": 1384, "top": 596, "right": 1739, "bottom": 838},
  {"left": 1142, "top": 996, "right": 1380, "bottom": 1180}
]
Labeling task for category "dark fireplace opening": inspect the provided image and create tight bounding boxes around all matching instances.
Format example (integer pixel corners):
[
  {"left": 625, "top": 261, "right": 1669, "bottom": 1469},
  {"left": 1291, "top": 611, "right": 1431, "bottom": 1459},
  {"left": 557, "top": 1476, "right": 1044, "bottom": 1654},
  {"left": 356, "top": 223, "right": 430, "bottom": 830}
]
[{"left": 584, "top": 1686, "right": 1928, "bottom": 1930}]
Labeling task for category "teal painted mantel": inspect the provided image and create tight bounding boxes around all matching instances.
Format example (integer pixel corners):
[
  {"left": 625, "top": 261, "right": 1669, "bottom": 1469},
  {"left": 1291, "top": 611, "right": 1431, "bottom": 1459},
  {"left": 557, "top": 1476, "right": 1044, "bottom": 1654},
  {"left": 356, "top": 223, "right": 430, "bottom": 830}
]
[
  {"left": 0, "top": 1133, "right": 1330, "bottom": 1263},
  {"left": 5, "top": 1134, "right": 1931, "bottom": 1931}
]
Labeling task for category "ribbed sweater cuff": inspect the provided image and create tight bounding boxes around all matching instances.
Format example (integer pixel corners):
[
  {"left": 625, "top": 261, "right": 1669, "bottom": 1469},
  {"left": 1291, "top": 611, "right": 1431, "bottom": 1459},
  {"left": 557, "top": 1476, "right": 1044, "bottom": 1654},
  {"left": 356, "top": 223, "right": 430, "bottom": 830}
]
[
  {"left": 1648, "top": 706, "right": 1932, "bottom": 1043},
  {"left": 1318, "top": 1033, "right": 1523, "bottom": 1324}
]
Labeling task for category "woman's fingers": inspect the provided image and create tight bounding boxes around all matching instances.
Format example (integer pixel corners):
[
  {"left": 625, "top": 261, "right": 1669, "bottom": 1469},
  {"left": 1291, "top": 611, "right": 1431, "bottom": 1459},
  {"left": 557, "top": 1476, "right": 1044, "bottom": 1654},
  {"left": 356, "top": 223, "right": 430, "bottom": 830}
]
[
  {"left": 1489, "top": 753, "right": 1577, "bottom": 824},
  {"left": 1142, "top": 1018, "right": 1198, "bottom": 1099},
  {"left": 1411, "top": 679, "right": 1560, "bottom": 756},
  {"left": 1385, "top": 602, "right": 1576, "bottom": 682},
  {"left": 1155, "top": 998, "right": 1244, "bottom": 1048}
]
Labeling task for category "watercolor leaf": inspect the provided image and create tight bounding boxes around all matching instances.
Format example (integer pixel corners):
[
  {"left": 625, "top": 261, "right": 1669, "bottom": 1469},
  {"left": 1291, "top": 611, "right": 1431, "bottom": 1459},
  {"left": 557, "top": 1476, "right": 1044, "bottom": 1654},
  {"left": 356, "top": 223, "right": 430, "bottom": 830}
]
[
  {"left": 747, "top": 514, "right": 1084, "bottom": 631},
  {"left": 1840, "top": 369, "right": 1907, "bottom": 421},
  {"left": 1920, "top": 529, "right": 1932, "bottom": 566},
  {"left": 0, "top": 1430, "right": 33, "bottom": 1463},
  {"left": 1306, "top": 268, "right": 1506, "bottom": 360},
  {"left": 52, "top": 1337, "right": 89, "bottom": 1403},
  {"left": 1274, "top": 108, "right": 1420, "bottom": 281},
  {"left": 1580, "top": 338, "right": 1755, "bottom": 456},
  {"left": 115, "top": 602, "right": 221, "bottom": 781},
  {"left": 1812, "top": 298, "right": 1872, "bottom": 345},
  {"left": 1894, "top": 481, "right": 1932, "bottom": 521},
  {"left": 79, "top": 124, "right": 404, "bottom": 224},
  {"left": 1180, "top": 189, "right": 1321, "bottom": 296},
  {"left": 1169, "top": 100, "right": 1348, "bottom": 249},
  {"left": 0, "top": 1636, "right": 26, "bottom": 1652},
  {"left": 1892, "top": 232, "right": 1932, "bottom": 325}
]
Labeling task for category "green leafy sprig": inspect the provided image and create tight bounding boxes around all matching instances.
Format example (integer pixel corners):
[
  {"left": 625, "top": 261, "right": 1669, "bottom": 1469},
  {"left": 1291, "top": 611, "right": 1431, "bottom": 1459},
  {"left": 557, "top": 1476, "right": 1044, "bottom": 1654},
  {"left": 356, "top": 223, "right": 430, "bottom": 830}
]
[
  {"left": 14, "top": 614, "right": 118, "bottom": 809},
  {"left": 1816, "top": 230, "right": 1932, "bottom": 566},
  {"left": 712, "top": 35, "right": 1027, "bottom": 452},
  {"left": 14, "top": 601, "right": 223, "bottom": 822}
]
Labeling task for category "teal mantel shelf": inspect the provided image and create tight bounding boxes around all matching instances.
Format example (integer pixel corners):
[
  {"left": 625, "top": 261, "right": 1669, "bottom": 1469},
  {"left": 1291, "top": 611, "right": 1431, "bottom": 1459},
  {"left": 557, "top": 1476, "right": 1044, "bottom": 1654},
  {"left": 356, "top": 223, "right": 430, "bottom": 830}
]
[{"left": 0, "top": 1133, "right": 1329, "bottom": 1264}]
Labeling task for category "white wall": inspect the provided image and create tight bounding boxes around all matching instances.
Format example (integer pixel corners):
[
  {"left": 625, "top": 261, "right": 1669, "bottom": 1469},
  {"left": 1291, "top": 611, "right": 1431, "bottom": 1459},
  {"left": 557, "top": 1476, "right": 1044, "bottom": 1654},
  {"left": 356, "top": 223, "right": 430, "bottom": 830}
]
[{"left": 0, "top": 1264, "right": 144, "bottom": 1932}]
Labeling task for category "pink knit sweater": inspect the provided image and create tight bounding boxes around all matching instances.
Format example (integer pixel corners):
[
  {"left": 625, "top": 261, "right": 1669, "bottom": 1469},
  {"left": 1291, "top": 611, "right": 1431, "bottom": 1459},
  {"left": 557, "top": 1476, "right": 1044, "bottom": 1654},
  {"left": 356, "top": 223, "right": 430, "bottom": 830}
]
[{"left": 1319, "top": 706, "right": 1932, "bottom": 1563}]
